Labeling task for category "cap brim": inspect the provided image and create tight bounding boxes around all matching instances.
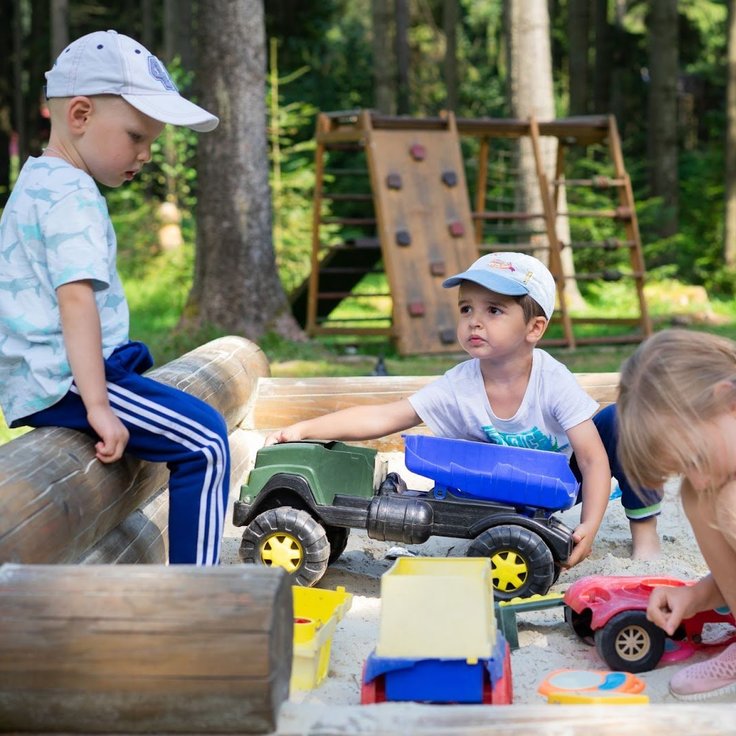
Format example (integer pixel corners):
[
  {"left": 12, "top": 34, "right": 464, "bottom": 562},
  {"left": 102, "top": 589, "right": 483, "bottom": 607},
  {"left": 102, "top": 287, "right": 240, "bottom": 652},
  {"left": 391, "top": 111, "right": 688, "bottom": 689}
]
[
  {"left": 442, "top": 269, "right": 529, "bottom": 296},
  {"left": 122, "top": 93, "right": 219, "bottom": 132}
]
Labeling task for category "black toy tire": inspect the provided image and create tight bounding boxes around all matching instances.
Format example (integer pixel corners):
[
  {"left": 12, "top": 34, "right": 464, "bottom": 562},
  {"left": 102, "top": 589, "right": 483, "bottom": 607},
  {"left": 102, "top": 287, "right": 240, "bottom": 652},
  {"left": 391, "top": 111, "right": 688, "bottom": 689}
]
[
  {"left": 565, "top": 605, "right": 595, "bottom": 644},
  {"left": 467, "top": 524, "right": 555, "bottom": 601},
  {"left": 594, "top": 610, "right": 666, "bottom": 673},
  {"left": 239, "top": 507, "right": 329, "bottom": 586},
  {"left": 325, "top": 525, "right": 350, "bottom": 563}
]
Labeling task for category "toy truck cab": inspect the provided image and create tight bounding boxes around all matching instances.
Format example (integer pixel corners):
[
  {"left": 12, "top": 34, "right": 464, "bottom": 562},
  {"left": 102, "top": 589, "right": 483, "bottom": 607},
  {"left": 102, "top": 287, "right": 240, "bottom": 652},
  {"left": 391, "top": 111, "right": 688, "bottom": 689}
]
[{"left": 234, "top": 436, "right": 578, "bottom": 600}]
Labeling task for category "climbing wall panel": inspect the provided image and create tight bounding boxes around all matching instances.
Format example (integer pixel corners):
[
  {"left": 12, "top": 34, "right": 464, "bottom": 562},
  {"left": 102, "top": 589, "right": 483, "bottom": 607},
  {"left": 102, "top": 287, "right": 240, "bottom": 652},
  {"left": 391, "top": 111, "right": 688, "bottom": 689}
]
[{"left": 365, "top": 117, "right": 479, "bottom": 354}]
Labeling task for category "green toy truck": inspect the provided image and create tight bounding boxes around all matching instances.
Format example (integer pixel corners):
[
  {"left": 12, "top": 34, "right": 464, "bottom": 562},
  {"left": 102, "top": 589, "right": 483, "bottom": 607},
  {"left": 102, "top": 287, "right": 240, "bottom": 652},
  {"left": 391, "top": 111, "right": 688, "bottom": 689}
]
[{"left": 234, "top": 435, "right": 579, "bottom": 600}]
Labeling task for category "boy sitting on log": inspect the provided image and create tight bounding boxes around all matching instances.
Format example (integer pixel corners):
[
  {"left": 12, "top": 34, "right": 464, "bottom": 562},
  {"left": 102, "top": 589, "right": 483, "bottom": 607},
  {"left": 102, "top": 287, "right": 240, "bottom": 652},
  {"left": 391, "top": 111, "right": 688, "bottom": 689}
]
[{"left": 0, "top": 31, "right": 229, "bottom": 565}]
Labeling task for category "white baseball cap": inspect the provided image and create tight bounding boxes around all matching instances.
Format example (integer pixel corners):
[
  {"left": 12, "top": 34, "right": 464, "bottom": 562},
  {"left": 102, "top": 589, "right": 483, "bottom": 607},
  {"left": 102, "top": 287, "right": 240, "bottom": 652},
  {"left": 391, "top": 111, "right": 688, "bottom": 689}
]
[
  {"left": 443, "top": 251, "right": 557, "bottom": 319},
  {"left": 45, "top": 30, "right": 219, "bottom": 132}
]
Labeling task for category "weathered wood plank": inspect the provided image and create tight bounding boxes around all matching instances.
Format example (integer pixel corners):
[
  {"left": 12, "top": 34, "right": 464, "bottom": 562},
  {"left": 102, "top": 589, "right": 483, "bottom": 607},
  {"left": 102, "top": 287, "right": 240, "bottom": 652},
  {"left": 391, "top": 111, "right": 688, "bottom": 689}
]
[
  {"left": 276, "top": 702, "right": 736, "bottom": 735},
  {"left": 0, "top": 336, "right": 270, "bottom": 564},
  {"left": 248, "top": 372, "right": 620, "bottom": 451},
  {"left": 0, "top": 564, "right": 291, "bottom": 734}
]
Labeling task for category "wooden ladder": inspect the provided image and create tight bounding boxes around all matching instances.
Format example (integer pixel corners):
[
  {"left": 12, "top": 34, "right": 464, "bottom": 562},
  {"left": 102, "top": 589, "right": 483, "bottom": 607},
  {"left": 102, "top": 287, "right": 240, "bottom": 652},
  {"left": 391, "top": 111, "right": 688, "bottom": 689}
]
[{"left": 463, "top": 114, "right": 652, "bottom": 348}]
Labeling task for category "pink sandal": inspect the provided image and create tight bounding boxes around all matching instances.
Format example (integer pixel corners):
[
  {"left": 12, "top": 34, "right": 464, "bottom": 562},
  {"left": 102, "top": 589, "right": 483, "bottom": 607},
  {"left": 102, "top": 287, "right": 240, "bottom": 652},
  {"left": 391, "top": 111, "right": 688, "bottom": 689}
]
[{"left": 669, "top": 642, "right": 736, "bottom": 701}]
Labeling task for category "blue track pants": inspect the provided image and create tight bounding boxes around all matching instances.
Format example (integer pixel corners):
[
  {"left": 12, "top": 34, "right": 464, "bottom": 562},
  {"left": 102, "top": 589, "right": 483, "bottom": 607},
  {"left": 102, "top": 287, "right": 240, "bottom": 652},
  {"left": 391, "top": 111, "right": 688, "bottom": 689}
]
[
  {"left": 571, "top": 403, "right": 663, "bottom": 521},
  {"left": 21, "top": 341, "right": 230, "bottom": 564}
]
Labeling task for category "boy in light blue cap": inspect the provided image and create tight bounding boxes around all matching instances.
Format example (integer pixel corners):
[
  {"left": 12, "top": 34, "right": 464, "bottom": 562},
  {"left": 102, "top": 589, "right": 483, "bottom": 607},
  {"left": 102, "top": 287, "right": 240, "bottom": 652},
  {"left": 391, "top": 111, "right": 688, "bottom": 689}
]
[
  {"left": 0, "top": 30, "right": 228, "bottom": 565},
  {"left": 268, "top": 251, "right": 663, "bottom": 562},
  {"left": 268, "top": 251, "right": 654, "bottom": 565}
]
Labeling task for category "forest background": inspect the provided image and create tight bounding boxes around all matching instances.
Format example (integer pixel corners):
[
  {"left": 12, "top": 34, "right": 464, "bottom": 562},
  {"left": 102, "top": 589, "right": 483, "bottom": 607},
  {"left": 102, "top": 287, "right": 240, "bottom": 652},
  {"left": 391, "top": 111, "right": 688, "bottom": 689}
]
[{"left": 2, "top": 0, "right": 736, "bottom": 443}]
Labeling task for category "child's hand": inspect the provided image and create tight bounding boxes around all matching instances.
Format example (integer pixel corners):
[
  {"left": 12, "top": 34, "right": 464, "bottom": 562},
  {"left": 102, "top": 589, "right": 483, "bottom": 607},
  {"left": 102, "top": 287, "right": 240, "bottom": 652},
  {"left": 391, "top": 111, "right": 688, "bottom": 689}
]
[
  {"left": 647, "top": 585, "right": 692, "bottom": 636},
  {"left": 264, "top": 427, "right": 302, "bottom": 446},
  {"left": 87, "top": 405, "right": 129, "bottom": 463},
  {"left": 566, "top": 522, "right": 596, "bottom": 567}
]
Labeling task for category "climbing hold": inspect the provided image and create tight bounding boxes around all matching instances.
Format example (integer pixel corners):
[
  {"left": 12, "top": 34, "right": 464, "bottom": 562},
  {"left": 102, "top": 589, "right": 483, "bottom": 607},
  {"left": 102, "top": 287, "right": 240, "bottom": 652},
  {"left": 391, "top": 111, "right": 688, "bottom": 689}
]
[
  {"left": 448, "top": 221, "right": 464, "bottom": 238},
  {"left": 439, "top": 328, "right": 456, "bottom": 344},
  {"left": 386, "top": 173, "right": 402, "bottom": 190},
  {"left": 395, "top": 230, "right": 412, "bottom": 247},
  {"left": 441, "top": 171, "right": 457, "bottom": 187},
  {"left": 409, "top": 143, "right": 426, "bottom": 161}
]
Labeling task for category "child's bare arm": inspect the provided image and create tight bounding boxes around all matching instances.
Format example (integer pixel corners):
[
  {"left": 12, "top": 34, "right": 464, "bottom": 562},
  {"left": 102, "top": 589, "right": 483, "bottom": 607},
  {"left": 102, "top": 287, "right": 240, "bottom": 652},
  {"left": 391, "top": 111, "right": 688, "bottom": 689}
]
[
  {"left": 265, "top": 398, "right": 421, "bottom": 445},
  {"left": 565, "top": 418, "right": 611, "bottom": 566},
  {"left": 678, "top": 478, "right": 736, "bottom": 617},
  {"left": 57, "top": 281, "right": 129, "bottom": 463}
]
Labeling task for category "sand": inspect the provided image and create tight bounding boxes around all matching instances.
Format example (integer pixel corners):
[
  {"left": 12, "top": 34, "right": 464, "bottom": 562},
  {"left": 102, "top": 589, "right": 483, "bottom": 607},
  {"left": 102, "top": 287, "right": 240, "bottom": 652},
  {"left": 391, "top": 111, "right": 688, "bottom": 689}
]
[{"left": 220, "top": 454, "right": 726, "bottom": 708}]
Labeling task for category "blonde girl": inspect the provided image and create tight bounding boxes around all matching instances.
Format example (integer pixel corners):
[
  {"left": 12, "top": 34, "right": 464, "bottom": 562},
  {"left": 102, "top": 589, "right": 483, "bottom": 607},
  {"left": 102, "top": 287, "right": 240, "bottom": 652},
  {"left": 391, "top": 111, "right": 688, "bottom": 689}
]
[{"left": 617, "top": 328, "right": 736, "bottom": 701}]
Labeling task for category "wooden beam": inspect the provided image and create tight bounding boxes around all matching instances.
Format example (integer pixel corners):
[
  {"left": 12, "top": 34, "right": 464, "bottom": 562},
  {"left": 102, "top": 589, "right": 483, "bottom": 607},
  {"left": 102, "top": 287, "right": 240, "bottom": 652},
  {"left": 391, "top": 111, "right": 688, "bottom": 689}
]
[
  {"left": 0, "top": 564, "right": 291, "bottom": 734},
  {"left": 247, "top": 373, "right": 620, "bottom": 451},
  {"left": 276, "top": 702, "right": 736, "bottom": 735},
  {"left": 0, "top": 336, "right": 270, "bottom": 564}
]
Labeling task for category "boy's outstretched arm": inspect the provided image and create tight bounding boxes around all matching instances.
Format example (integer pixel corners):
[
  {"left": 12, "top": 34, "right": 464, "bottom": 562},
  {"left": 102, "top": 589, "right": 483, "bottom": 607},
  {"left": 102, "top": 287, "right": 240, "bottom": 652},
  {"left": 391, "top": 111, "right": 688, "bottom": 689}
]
[
  {"left": 265, "top": 398, "right": 421, "bottom": 445},
  {"left": 565, "top": 418, "right": 611, "bottom": 567},
  {"left": 57, "top": 280, "right": 129, "bottom": 463}
]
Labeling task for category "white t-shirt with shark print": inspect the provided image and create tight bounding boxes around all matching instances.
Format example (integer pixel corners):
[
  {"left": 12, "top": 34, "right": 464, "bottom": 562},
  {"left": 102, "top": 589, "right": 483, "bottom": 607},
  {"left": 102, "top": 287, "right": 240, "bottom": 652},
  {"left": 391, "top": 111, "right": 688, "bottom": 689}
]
[
  {"left": 409, "top": 349, "right": 598, "bottom": 458},
  {"left": 0, "top": 156, "right": 129, "bottom": 424}
]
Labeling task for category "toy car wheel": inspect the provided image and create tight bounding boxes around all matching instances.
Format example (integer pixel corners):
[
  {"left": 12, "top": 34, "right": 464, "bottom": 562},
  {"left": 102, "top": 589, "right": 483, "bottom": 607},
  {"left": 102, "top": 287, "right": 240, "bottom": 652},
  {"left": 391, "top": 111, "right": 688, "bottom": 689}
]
[
  {"left": 468, "top": 524, "right": 555, "bottom": 601},
  {"left": 239, "top": 507, "right": 329, "bottom": 586},
  {"left": 325, "top": 525, "right": 350, "bottom": 564},
  {"left": 594, "top": 610, "right": 666, "bottom": 673},
  {"left": 564, "top": 605, "right": 594, "bottom": 644}
]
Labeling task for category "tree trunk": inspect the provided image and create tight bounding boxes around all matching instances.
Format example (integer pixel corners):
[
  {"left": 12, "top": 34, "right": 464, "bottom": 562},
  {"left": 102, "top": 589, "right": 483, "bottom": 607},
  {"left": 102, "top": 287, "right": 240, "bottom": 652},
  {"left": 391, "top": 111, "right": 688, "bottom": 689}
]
[
  {"left": 49, "top": 0, "right": 68, "bottom": 61},
  {"left": 0, "top": 0, "right": 13, "bottom": 205},
  {"left": 443, "top": 0, "right": 459, "bottom": 111},
  {"left": 164, "top": 0, "right": 194, "bottom": 70},
  {"left": 725, "top": 0, "right": 736, "bottom": 267},
  {"left": 140, "top": 0, "right": 154, "bottom": 51},
  {"left": 646, "top": 0, "right": 679, "bottom": 238},
  {"left": 567, "top": 0, "right": 589, "bottom": 115},
  {"left": 396, "top": 0, "right": 410, "bottom": 114},
  {"left": 372, "top": 0, "right": 395, "bottom": 114},
  {"left": 184, "top": 0, "right": 303, "bottom": 341},
  {"left": 592, "top": 0, "right": 611, "bottom": 114},
  {"left": 505, "top": 0, "right": 583, "bottom": 307}
]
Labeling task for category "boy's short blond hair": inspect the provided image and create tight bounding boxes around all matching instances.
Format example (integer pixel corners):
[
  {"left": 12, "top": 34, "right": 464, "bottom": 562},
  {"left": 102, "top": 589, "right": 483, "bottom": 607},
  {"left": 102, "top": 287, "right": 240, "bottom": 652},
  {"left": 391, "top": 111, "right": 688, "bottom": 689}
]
[{"left": 618, "top": 329, "right": 736, "bottom": 492}]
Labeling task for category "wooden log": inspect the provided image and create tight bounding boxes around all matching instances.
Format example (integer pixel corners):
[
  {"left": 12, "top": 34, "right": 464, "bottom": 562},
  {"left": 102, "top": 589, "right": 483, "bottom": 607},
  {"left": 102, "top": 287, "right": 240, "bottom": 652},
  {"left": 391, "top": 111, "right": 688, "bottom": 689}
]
[
  {"left": 0, "top": 564, "right": 292, "bottom": 734},
  {"left": 247, "top": 373, "right": 620, "bottom": 451},
  {"left": 0, "top": 336, "right": 270, "bottom": 564}
]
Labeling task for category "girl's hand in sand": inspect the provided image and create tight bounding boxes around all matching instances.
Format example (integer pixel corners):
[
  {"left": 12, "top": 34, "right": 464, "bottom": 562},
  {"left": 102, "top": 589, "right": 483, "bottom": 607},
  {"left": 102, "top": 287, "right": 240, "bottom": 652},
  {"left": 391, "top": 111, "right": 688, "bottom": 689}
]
[{"left": 646, "top": 585, "right": 694, "bottom": 636}]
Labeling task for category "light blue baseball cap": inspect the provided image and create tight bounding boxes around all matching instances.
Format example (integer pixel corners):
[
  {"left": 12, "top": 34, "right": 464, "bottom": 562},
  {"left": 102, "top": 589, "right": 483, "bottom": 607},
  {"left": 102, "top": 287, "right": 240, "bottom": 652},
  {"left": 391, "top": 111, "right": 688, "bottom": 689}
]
[{"left": 443, "top": 251, "right": 556, "bottom": 319}]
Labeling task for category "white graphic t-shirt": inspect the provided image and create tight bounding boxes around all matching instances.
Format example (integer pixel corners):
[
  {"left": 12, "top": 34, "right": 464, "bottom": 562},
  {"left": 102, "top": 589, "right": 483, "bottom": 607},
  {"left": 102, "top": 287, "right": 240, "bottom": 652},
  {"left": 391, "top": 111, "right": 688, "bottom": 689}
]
[
  {"left": 409, "top": 350, "right": 598, "bottom": 458},
  {"left": 0, "top": 157, "right": 129, "bottom": 424}
]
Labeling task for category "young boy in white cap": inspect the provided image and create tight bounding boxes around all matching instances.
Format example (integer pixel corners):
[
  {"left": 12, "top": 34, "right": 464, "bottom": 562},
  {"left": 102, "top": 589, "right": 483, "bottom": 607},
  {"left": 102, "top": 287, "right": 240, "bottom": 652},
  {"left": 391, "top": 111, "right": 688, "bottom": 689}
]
[
  {"left": 0, "top": 30, "right": 228, "bottom": 565},
  {"left": 267, "top": 252, "right": 659, "bottom": 565}
]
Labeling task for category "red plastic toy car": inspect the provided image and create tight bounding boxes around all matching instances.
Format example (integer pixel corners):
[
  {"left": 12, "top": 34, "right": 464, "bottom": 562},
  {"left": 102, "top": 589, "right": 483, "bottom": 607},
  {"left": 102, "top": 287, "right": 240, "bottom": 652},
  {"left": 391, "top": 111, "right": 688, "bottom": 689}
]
[{"left": 564, "top": 575, "right": 736, "bottom": 673}]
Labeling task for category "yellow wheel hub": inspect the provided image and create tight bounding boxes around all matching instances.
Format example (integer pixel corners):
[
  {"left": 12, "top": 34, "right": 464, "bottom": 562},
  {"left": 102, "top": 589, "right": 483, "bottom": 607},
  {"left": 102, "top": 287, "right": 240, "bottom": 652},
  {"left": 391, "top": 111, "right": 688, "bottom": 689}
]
[
  {"left": 491, "top": 549, "right": 528, "bottom": 592},
  {"left": 260, "top": 532, "right": 304, "bottom": 573}
]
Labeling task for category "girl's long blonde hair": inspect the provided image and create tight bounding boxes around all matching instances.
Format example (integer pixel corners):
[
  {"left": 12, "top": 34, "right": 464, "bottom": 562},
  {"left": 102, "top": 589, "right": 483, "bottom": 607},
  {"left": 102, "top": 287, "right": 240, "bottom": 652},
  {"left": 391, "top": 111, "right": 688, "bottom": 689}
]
[{"left": 618, "top": 329, "right": 736, "bottom": 492}]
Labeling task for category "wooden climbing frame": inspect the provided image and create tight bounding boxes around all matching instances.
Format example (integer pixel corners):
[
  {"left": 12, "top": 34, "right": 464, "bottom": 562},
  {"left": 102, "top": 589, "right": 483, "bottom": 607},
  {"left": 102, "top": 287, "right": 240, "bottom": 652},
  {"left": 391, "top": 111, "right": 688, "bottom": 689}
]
[{"left": 295, "top": 110, "right": 652, "bottom": 354}]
